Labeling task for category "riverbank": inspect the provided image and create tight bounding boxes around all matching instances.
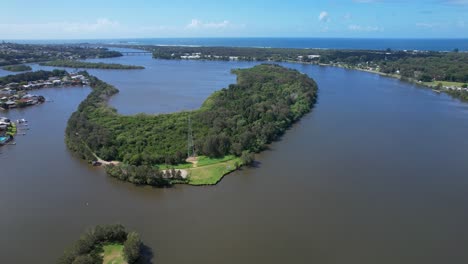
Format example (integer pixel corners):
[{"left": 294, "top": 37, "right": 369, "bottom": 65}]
[
  {"left": 40, "top": 60, "right": 145, "bottom": 69},
  {"left": 283, "top": 59, "right": 468, "bottom": 100}
]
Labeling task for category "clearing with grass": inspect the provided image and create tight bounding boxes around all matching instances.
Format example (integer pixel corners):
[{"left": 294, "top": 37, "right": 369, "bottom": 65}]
[{"left": 102, "top": 244, "right": 126, "bottom": 264}]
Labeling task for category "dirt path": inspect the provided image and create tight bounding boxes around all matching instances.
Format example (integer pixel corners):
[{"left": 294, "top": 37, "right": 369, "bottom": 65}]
[{"left": 94, "top": 153, "right": 188, "bottom": 178}]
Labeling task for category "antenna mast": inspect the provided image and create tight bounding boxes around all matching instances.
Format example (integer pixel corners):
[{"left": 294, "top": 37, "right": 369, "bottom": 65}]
[{"left": 187, "top": 114, "right": 195, "bottom": 157}]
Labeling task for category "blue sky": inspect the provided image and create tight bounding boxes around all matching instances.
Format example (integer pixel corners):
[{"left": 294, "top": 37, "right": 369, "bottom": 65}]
[{"left": 1, "top": 0, "right": 467, "bottom": 39}]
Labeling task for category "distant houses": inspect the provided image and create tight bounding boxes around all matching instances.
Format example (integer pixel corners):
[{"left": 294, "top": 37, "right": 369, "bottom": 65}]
[{"left": 0, "top": 72, "right": 88, "bottom": 110}]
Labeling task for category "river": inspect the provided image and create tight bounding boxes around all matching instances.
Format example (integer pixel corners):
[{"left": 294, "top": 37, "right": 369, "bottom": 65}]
[{"left": 1, "top": 51, "right": 468, "bottom": 264}]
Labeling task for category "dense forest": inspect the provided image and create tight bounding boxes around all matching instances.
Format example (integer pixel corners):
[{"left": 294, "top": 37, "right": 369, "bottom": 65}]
[
  {"left": 65, "top": 64, "right": 317, "bottom": 185},
  {"left": 0, "top": 69, "right": 67, "bottom": 85},
  {"left": 1, "top": 64, "right": 32, "bottom": 72},
  {"left": 40, "top": 60, "right": 145, "bottom": 69},
  {"left": 58, "top": 224, "right": 144, "bottom": 264},
  {"left": 143, "top": 45, "right": 468, "bottom": 83}
]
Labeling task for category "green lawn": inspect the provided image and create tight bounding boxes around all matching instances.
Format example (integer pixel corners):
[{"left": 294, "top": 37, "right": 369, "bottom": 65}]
[
  {"left": 156, "top": 155, "right": 244, "bottom": 185},
  {"left": 187, "top": 157, "right": 242, "bottom": 185},
  {"left": 196, "top": 155, "right": 237, "bottom": 166},
  {"left": 423, "top": 81, "right": 466, "bottom": 88},
  {"left": 102, "top": 244, "right": 126, "bottom": 264}
]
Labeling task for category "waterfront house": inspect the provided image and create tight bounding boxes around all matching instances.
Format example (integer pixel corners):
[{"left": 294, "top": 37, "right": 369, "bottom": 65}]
[{"left": 5, "top": 101, "right": 16, "bottom": 108}]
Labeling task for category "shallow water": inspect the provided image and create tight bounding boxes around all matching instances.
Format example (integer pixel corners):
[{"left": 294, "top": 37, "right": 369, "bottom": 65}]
[{"left": 1, "top": 53, "right": 468, "bottom": 264}]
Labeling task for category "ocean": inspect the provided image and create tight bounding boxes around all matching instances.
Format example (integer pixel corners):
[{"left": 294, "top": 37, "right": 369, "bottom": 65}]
[{"left": 6, "top": 38, "right": 468, "bottom": 51}]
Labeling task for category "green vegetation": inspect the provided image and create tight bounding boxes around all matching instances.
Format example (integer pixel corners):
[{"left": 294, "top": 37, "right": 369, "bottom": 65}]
[
  {"left": 6, "top": 123, "right": 17, "bottom": 137},
  {"left": 102, "top": 244, "right": 125, "bottom": 264},
  {"left": 143, "top": 45, "right": 468, "bottom": 82},
  {"left": 0, "top": 69, "right": 67, "bottom": 85},
  {"left": 65, "top": 64, "right": 317, "bottom": 186},
  {"left": 187, "top": 156, "right": 243, "bottom": 185},
  {"left": 119, "top": 44, "right": 468, "bottom": 100},
  {"left": 2, "top": 64, "right": 32, "bottom": 72},
  {"left": 58, "top": 224, "right": 144, "bottom": 264},
  {"left": 422, "top": 81, "right": 466, "bottom": 88},
  {"left": 40, "top": 60, "right": 145, "bottom": 69},
  {"left": 0, "top": 42, "right": 122, "bottom": 66}
]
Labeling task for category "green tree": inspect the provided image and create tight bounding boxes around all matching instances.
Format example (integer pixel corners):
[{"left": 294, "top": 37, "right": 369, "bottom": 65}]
[
  {"left": 241, "top": 151, "right": 255, "bottom": 166},
  {"left": 123, "top": 232, "right": 142, "bottom": 263}
]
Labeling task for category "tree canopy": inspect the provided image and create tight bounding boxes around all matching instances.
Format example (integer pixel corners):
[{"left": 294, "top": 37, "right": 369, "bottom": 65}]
[{"left": 65, "top": 64, "right": 318, "bottom": 186}]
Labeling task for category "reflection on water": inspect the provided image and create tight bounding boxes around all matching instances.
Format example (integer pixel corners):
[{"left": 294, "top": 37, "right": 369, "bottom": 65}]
[{"left": 1, "top": 53, "right": 468, "bottom": 264}]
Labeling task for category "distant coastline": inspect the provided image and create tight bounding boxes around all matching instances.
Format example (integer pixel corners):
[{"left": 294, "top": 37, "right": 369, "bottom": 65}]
[{"left": 5, "top": 38, "right": 468, "bottom": 51}]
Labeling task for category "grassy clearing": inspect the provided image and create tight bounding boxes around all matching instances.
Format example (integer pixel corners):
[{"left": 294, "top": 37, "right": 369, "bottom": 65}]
[
  {"left": 196, "top": 155, "right": 237, "bottom": 166},
  {"left": 156, "top": 155, "right": 243, "bottom": 185},
  {"left": 157, "top": 162, "right": 193, "bottom": 170},
  {"left": 423, "top": 81, "right": 466, "bottom": 87},
  {"left": 187, "top": 157, "right": 242, "bottom": 185},
  {"left": 102, "top": 244, "right": 126, "bottom": 264}
]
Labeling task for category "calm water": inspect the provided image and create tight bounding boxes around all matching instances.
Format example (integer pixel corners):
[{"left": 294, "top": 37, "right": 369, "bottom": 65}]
[
  {"left": 10, "top": 37, "right": 468, "bottom": 51},
  {"left": 2, "top": 53, "right": 468, "bottom": 264}
]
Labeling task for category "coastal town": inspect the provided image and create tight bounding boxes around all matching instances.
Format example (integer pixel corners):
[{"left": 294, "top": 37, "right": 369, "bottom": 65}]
[{"left": 0, "top": 72, "right": 89, "bottom": 110}]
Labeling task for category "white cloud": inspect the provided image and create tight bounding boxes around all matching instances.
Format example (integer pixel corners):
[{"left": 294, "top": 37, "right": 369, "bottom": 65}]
[
  {"left": 0, "top": 18, "right": 122, "bottom": 39},
  {"left": 348, "top": 24, "right": 383, "bottom": 32},
  {"left": 318, "top": 11, "right": 330, "bottom": 22},
  {"left": 0, "top": 18, "right": 245, "bottom": 39},
  {"left": 186, "top": 19, "right": 231, "bottom": 29}
]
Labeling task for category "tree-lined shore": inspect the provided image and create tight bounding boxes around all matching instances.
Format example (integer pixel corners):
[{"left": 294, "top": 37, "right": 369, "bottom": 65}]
[
  {"left": 40, "top": 60, "right": 145, "bottom": 69},
  {"left": 65, "top": 64, "right": 318, "bottom": 186}
]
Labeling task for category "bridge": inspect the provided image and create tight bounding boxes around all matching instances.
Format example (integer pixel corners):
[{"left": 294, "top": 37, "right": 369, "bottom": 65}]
[{"left": 120, "top": 51, "right": 152, "bottom": 56}]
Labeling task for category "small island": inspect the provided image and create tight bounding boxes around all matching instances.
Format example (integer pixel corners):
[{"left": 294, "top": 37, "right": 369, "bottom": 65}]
[
  {"left": 58, "top": 224, "right": 147, "bottom": 264},
  {"left": 40, "top": 60, "right": 145, "bottom": 69},
  {"left": 66, "top": 64, "right": 318, "bottom": 186},
  {"left": 2, "top": 64, "right": 32, "bottom": 72}
]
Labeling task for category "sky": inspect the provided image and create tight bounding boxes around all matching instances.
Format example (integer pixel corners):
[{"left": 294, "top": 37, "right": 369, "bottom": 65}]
[{"left": 1, "top": 0, "right": 467, "bottom": 39}]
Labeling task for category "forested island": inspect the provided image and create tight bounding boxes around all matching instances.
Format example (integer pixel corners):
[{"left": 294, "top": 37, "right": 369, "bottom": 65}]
[
  {"left": 58, "top": 224, "right": 147, "bottom": 264},
  {"left": 114, "top": 44, "right": 468, "bottom": 100},
  {"left": 2, "top": 64, "right": 32, "bottom": 72},
  {"left": 40, "top": 60, "right": 145, "bottom": 69},
  {"left": 65, "top": 64, "right": 318, "bottom": 186}
]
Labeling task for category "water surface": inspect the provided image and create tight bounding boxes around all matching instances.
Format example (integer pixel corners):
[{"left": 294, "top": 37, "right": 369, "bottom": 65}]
[{"left": 1, "top": 54, "right": 468, "bottom": 264}]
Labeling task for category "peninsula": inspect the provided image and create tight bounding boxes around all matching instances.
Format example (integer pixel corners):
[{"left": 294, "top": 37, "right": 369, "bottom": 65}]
[
  {"left": 65, "top": 64, "right": 318, "bottom": 186},
  {"left": 2, "top": 64, "right": 32, "bottom": 72},
  {"left": 40, "top": 60, "right": 145, "bottom": 69}
]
